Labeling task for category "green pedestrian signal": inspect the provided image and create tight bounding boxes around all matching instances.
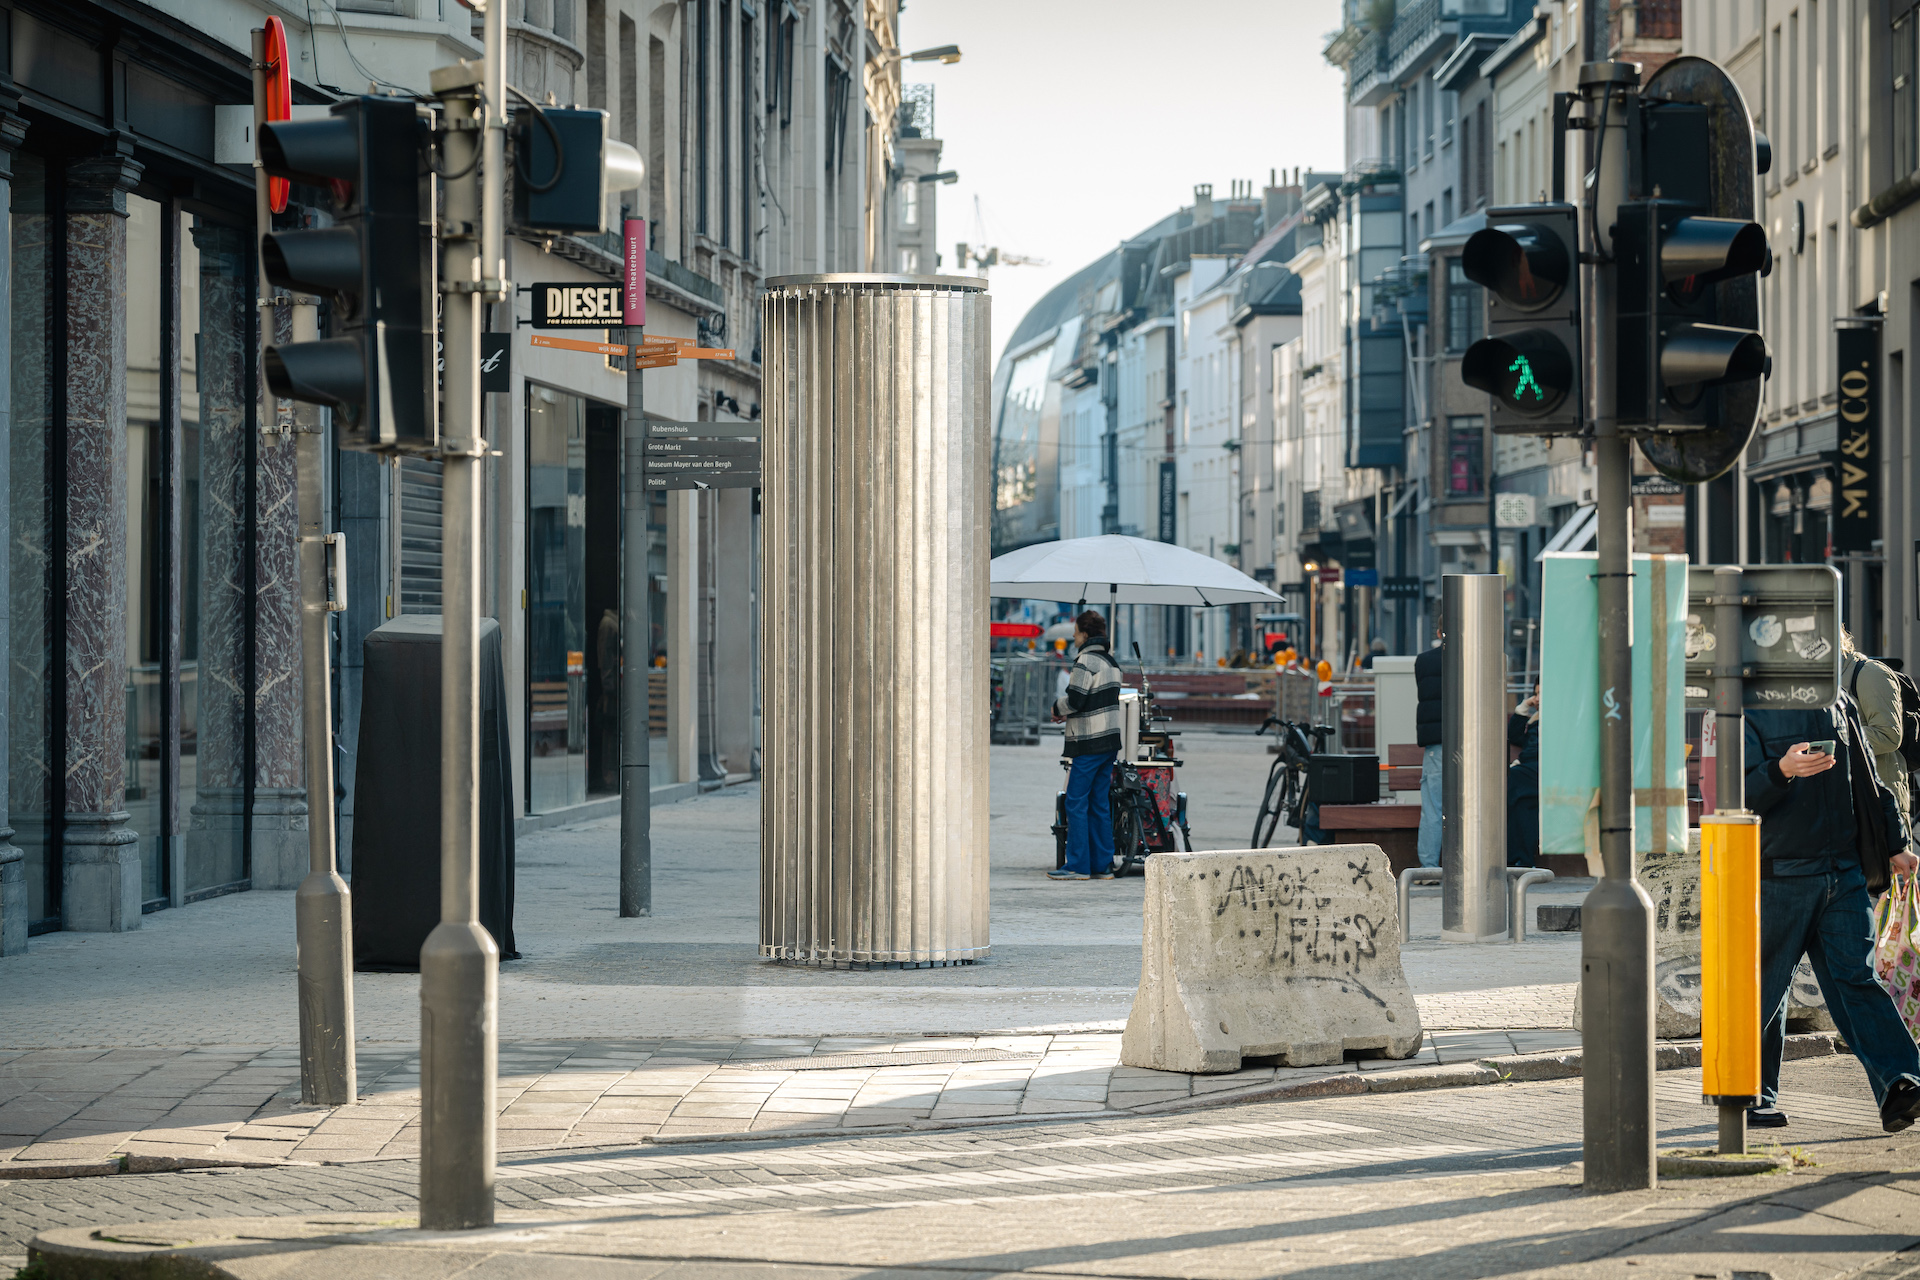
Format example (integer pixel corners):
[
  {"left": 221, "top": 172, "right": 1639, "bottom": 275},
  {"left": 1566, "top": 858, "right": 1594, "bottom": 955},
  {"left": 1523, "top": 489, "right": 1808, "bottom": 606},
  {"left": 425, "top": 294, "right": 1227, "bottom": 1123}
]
[
  {"left": 1459, "top": 204, "right": 1582, "bottom": 433},
  {"left": 1510, "top": 354, "right": 1544, "bottom": 402}
]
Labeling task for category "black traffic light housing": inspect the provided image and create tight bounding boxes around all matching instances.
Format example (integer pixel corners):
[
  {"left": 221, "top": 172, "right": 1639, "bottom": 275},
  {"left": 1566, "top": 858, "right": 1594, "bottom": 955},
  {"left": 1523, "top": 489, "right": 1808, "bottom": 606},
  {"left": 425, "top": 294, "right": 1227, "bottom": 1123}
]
[
  {"left": 1624, "top": 57, "right": 1770, "bottom": 484},
  {"left": 259, "top": 96, "right": 437, "bottom": 453},
  {"left": 514, "top": 107, "right": 611, "bottom": 234},
  {"left": 1459, "top": 203, "right": 1584, "bottom": 434}
]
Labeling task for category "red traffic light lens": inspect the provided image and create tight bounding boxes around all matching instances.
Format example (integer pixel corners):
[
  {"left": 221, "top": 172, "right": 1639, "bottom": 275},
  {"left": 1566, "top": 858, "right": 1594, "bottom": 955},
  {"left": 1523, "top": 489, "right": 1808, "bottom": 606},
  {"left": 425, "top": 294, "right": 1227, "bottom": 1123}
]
[{"left": 1462, "top": 222, "right": 1572, "bottom": 312}]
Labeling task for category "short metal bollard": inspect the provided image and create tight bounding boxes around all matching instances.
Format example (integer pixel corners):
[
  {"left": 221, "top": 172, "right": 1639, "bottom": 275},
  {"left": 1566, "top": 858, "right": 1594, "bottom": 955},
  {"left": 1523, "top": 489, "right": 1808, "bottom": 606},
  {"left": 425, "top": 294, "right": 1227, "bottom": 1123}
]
[
  {"left": 1505, "top": 868, "right": 1555, "bottom": 943},
  {"left": 1398, "top": 866, "right": 1441, "bottom": 944}
]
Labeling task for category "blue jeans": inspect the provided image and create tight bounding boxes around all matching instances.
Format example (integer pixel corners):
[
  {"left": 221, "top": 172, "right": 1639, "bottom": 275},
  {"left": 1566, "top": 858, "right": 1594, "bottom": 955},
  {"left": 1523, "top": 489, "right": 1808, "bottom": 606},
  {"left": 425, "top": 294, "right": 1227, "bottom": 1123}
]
[
  {"left": 1418, "top": 743, "right": 1443, "bottom": 868},
  {"left": 1760, "top": 864, "right": 1920, "bottom": 1110},
  {"left": 1064, "top": 752, "right": 1117, "bottom": 876}
]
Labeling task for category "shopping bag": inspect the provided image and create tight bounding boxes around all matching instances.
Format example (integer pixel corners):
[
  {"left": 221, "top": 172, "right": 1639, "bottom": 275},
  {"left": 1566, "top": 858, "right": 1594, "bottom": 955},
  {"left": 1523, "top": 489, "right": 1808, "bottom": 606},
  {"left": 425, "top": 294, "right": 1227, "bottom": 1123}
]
[{"left": 1873, "top": 875, "right": 1920, "bottom": 1042}]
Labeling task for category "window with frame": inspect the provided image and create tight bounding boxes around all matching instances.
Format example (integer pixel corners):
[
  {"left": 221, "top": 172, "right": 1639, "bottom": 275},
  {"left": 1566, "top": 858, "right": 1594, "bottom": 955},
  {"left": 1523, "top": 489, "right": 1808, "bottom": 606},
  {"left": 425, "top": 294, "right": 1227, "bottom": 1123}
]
[
  {"left": 1446, "top": 259, "right": 1482, "bottom": 352},
  {"left": 1897, "top": 4, "right": 1919, "bottom": 179},
  {"left": 1446, "top": 415, "right": 1485, "bottom": 497}
]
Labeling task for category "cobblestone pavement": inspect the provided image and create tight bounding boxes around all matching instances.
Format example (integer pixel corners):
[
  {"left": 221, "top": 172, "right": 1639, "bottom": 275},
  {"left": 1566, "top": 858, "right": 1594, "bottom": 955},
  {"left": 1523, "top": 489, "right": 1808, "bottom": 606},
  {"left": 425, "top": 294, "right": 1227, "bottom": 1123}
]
[
  {"left": 0, "top": 1025, "right": 1627, "bottom": 1175},
  {"left": 0, "top": 734, "right": 1589, "bottom": 1179},
  {"left": 4, "top": 1056, "right": 1910, "bottom": 1278}
]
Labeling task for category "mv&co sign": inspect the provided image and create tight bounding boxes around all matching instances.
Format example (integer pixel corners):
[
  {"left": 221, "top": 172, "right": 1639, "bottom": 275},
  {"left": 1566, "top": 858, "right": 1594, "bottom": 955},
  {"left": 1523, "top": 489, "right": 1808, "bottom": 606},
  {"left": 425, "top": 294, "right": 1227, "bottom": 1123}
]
[{"left": 1832, "top": 318, "right": 1880, "bottom": 555}]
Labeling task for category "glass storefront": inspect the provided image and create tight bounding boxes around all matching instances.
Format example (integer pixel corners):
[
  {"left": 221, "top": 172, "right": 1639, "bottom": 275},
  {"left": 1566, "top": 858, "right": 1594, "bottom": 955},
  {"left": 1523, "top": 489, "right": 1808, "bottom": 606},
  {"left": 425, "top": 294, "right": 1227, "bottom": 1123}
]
[
  {"left": 1758, "top": 469, "right": 1833, "bottom": 565},
  {"left": 526, "top": 383, "right": 587, "bottom": 813}
]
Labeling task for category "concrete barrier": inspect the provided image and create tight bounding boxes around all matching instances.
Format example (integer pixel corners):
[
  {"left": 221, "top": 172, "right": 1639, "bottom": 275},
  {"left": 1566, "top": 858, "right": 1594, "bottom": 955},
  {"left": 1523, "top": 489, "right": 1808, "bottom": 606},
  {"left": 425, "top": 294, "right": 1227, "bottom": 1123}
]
[
  {"left": 1121, "top": 845, "right": 1425, "bottom": 1073},
  {"left": 1573, "top": 827, "right": 1834, "bottom": 1036}
]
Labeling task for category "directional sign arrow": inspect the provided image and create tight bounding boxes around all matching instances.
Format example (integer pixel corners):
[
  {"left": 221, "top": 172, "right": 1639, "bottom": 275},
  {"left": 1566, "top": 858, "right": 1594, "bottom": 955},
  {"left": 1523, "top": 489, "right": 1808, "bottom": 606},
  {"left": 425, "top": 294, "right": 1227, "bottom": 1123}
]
[{"left": 644, "top": 471, "right": 761, "bottom": 491}]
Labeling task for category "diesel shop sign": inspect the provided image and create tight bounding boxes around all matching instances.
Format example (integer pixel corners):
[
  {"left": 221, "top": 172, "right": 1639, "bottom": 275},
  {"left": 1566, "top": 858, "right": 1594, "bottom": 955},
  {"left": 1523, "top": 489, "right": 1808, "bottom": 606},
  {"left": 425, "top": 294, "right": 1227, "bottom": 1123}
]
[{"left": 532, "top": 282, "right": 626, "bottom": 328}]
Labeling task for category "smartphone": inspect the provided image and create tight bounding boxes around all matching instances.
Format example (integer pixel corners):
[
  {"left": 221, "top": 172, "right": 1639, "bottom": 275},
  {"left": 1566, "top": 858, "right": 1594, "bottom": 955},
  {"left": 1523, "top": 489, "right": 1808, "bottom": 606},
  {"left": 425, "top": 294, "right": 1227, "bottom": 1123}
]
[{"left": 1806, "top": 740, "right": 1836, "bottom": 757}]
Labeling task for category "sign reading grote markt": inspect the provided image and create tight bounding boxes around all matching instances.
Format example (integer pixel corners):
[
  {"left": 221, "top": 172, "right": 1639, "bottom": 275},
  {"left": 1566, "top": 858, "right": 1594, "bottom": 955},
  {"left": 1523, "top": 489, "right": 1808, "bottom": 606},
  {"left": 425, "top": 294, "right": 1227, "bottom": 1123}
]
[{"left": 1832, "top": 319, "right": 1880, "bottom": 555}]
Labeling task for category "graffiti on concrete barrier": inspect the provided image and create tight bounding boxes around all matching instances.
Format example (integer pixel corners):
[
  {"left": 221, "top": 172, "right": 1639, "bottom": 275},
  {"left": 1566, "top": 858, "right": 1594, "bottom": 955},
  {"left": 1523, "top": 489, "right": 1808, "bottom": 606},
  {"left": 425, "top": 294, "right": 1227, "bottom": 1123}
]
[{"left": 1195, "top": 857, "right": 1384, "bottom": 975}]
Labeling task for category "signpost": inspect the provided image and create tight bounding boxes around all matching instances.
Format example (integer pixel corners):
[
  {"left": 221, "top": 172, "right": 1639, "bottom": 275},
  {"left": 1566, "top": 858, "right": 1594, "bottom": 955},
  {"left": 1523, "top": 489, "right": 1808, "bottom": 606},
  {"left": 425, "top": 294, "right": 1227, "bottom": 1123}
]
[{"left": 1683, "top": 565, "right": 1843, "bottom": 711}]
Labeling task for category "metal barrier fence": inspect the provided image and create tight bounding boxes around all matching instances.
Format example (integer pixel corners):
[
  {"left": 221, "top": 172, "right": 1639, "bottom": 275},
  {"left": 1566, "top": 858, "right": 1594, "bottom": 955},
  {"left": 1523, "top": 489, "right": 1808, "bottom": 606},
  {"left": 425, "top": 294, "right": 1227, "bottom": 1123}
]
[{"left": 992, "top": 654, "right": 1066, "bottom": 744}]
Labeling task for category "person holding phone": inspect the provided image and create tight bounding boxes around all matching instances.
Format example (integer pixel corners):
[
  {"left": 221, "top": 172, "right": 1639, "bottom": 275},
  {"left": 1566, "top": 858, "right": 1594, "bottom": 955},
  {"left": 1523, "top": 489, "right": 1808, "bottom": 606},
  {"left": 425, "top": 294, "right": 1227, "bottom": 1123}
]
[{"left": 1744, "top": 705, "right": 1919, "bottom": 1132}]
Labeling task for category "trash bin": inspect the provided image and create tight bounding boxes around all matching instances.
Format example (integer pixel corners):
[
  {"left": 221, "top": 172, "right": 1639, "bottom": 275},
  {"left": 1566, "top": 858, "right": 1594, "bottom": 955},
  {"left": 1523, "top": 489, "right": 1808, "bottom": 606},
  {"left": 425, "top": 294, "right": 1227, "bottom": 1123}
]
[{"left": 350, "top": 614, "right": 517, "bottom": 969}]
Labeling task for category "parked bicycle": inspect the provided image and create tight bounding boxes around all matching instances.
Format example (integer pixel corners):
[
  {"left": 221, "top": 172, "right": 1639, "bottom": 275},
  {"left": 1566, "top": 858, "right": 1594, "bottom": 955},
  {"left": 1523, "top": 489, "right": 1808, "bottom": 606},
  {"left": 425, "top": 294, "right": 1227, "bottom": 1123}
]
[{"left": 1250, "top": 714, "right": 1334, "bottom": 848}]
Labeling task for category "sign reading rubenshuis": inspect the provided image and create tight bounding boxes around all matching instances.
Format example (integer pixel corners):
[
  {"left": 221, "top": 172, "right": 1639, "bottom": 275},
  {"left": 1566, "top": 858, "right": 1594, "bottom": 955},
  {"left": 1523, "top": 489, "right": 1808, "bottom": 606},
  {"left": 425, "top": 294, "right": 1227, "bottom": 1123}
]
[
  {"left": 532, "top": 282, "right": 626, "bottom": 328},
  {"left": 1832, "top": 319, "right": 1881, "bottom": 555}
]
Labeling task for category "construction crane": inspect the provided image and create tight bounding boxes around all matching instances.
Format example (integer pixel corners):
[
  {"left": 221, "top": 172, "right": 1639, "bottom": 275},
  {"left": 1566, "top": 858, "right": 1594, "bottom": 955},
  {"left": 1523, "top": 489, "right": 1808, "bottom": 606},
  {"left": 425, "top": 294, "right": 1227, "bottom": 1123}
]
[{"left": 954, "top": 195, "right": 1047, "bottom": 275}]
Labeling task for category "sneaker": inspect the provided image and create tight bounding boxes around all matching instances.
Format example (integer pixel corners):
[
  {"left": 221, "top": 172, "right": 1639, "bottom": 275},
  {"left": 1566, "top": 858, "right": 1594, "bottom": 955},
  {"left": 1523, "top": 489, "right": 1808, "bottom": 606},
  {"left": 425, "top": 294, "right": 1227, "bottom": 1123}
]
[
  {"left": 1091, "top": 871, "right": 1115, "bottom": 880},
  {"left": 1046, "top": 868, "right": 1088, "bottom": 881},
  {"left": 1882, "top": 1078, "right": 1920, "bottom": 1133},
  {"left": 1746, "top": 1106, "right": 1789, "bottom": 1129}
]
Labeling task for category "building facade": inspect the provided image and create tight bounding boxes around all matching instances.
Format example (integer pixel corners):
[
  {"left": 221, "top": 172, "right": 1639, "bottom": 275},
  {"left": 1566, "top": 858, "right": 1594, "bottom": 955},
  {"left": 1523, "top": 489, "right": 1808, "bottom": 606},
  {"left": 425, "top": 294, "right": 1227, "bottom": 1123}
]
[{"left": 0, "top": 0, "right": 937, "bottom": 949}]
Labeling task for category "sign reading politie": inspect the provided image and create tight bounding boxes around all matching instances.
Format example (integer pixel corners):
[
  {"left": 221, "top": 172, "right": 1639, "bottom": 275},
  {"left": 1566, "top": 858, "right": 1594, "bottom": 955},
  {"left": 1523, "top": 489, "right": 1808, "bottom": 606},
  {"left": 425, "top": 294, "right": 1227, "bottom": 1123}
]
[{"left": 531, "top": 282, "right": 626, "bottom": 329}]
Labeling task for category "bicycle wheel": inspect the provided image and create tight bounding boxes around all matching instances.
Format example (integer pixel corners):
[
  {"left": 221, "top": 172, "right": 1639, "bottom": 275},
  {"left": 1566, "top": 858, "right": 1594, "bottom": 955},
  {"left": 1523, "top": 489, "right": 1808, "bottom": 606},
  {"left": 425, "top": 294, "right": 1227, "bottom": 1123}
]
[
  {"left": 1252, "top": 761, "right": 1286, "bottom": 848},
  {"left": 1116, "top": 807, "right": 1146, "bottom": 874}
]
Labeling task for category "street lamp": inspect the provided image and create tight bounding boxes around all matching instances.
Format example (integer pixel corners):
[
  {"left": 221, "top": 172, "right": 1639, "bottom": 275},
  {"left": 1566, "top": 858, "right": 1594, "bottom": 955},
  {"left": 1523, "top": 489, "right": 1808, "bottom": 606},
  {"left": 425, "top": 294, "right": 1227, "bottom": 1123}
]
[
  {"left": 885, "top": 43, "right": 962, "bottom": 63},
  {"left": 917, "top": 170, "right": 959, "bottom": 185}
]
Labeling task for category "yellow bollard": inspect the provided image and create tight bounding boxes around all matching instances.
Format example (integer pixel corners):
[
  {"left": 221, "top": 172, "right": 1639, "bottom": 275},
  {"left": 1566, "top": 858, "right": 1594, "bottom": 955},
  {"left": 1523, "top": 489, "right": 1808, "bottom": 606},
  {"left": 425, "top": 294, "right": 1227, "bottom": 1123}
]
[{"left": 1700, "top": 811, "right": 1761, "bottom": 1154}]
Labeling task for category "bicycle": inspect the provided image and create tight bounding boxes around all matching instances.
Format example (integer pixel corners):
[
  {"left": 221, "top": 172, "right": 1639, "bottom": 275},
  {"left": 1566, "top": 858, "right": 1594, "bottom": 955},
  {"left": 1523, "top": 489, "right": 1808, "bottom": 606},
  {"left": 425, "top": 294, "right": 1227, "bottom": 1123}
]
[{"left": 1250, "top": 715, "right": 1334, "bottom": 848}]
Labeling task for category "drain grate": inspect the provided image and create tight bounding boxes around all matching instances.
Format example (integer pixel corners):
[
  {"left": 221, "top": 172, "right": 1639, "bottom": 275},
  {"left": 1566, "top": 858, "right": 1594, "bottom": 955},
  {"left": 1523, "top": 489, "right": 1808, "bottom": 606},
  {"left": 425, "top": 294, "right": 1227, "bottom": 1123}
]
[{"left": 720, "top": 1048, "right": 1040, "bottom": 1072}]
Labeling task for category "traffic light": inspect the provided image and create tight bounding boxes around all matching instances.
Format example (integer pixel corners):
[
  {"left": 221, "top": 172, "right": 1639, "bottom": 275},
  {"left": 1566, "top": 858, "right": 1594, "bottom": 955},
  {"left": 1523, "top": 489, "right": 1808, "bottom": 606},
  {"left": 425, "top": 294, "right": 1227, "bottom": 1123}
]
[
  {"left": 1459, "top": 203, "right": 1583, "bottom": 434},
  {"left": 258, "top": 96, "right": 437, "bottom": 452},
  {"left": 1623, "top": 57, "right": 1771, "bottom": 484},
  {"left": 513, "top": 107, "right": 646, "bottom": 235}
]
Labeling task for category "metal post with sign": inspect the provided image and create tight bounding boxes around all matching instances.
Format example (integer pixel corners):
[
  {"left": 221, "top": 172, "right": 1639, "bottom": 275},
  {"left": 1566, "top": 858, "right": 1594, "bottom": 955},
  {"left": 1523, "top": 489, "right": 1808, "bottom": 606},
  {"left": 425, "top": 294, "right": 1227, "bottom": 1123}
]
[
  {"left": 621, "top": 218, "right": 650, "bottom": 919},
  {"left": 1686, "top": 563, "right": 1841, "bottom": 1154}
]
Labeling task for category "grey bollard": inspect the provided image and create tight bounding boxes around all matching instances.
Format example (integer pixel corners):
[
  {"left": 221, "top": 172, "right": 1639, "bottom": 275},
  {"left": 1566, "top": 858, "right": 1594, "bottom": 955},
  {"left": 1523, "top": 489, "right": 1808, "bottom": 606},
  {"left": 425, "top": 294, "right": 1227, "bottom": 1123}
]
[{"left": 1441, "top": 574, "right": 1508, "bottom": 941}]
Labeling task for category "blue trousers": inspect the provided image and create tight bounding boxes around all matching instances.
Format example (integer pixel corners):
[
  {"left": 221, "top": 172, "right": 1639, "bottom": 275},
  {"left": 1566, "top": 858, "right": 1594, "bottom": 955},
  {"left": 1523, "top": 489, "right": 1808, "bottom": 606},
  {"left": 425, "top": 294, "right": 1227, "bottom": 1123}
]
[
  {"left": 1418, "top": 743, "right": 1443, "bottom": 868},
  {"left": 1064, "top": 752, "right": 1117, "bottom": 876},
  {"left": 1760, "top": 865, "right": 1920, "bottom": 1110}
]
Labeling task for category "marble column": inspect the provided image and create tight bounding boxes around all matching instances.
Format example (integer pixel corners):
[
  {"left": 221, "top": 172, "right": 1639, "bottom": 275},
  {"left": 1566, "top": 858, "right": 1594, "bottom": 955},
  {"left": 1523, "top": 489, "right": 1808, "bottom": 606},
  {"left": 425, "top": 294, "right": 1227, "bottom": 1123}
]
[
  {"left": 0, "top": 105, "right": 26, "bottom": 956},
  {"left": 60, "top": 151, "right": 144, "bottom": 931},
  {"left": 187, "top": 228, "right": 308, "bottom": 890}
]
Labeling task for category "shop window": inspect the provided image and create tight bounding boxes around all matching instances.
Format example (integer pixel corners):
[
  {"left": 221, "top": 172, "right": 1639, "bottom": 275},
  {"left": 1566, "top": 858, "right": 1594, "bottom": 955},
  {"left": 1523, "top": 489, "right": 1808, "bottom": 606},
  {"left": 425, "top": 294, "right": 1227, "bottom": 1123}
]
[{"left": 527, "top": 384, "right": 588, "bottom": 813}]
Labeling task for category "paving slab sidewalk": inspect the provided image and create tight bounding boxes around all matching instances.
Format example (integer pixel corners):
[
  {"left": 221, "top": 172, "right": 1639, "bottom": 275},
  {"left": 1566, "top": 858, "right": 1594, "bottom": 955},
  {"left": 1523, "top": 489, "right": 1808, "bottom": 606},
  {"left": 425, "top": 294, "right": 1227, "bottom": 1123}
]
[{"left": 0, "top": 1026, "right": 1848, "bottom": 1179}]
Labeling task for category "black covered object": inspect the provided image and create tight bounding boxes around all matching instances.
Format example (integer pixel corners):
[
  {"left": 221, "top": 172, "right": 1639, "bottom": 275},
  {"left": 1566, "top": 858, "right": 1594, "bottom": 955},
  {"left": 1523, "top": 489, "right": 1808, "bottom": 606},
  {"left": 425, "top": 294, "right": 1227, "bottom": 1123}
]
[
  {"left": 1309, "top": 754, "right": 1379, "bottom": 806},
  {"left": 1414, "top": 643, "right": 1444, "bottom": 747},
  {"left": 351, "top": 615, "right": 517, "bottom": 969}
]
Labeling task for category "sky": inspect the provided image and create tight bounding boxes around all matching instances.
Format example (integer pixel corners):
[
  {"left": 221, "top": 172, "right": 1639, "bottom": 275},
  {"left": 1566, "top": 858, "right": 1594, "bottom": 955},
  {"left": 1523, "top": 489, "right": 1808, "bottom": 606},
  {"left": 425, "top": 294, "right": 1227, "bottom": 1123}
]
[{"left": 899, "top": 0, "right": 1352, "bottom": 368}]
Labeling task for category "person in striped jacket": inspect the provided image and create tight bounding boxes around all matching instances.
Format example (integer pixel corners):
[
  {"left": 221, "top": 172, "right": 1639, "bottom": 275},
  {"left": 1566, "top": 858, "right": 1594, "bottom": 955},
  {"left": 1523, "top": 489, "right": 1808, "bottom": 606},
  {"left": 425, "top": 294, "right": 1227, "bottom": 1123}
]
[{"left": 1048, "top": 610, "right": 1124, "bottom": 881}]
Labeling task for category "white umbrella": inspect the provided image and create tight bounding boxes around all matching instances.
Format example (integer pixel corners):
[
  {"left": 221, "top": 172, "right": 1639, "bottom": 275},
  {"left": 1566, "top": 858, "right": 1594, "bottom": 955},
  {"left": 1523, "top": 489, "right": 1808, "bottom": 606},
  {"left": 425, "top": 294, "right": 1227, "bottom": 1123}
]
[{"left": 989, "top": 535, "right": 1282, "bottom": 609}]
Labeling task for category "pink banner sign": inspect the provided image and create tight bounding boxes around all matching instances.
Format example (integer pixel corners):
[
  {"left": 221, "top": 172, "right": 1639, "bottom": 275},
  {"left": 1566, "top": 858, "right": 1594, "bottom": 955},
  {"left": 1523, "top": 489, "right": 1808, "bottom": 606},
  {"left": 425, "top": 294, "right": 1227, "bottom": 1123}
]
[{"left": 624, "top": 217, "right": 647, "bottom": 326}]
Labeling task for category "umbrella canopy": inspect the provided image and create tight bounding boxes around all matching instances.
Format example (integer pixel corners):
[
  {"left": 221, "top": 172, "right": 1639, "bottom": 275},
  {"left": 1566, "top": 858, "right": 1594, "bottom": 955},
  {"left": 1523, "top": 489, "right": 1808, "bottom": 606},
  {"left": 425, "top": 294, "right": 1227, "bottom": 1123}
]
[{"left": 989, "top": 535, "right": 1282, "bottom": 608}]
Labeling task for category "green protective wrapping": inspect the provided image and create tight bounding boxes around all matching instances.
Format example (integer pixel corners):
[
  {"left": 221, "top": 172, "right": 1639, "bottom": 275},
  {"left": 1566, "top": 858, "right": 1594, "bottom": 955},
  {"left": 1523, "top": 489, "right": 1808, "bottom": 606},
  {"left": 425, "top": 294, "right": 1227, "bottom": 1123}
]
[{"left": 1537, "top": 552, "right": 1688, "bottom": 861}]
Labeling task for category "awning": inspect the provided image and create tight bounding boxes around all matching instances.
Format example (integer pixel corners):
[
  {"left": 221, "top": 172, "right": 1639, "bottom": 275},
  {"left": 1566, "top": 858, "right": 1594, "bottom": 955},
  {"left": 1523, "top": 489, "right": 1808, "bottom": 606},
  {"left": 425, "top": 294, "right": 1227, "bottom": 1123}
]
[{"left": 1536, "top": 505, "right": 1598, "bottom": 560}]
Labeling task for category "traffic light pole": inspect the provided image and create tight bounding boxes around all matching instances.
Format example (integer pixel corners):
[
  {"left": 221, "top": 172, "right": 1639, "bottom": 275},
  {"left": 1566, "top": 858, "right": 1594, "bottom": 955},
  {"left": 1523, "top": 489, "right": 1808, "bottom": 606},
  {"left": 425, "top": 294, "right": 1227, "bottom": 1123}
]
[
  {"left": 421, "top": 61, "right": 497, "bottom": 1231},
  {"left": 256, "top": 27, "right": 357, "bottom": 1109},
  {"left": 1579, "top": 59, "right": 1658, "bottom": 1193},
  {"left": 621, "top": 329, "right": 651, "bottom": 917}
]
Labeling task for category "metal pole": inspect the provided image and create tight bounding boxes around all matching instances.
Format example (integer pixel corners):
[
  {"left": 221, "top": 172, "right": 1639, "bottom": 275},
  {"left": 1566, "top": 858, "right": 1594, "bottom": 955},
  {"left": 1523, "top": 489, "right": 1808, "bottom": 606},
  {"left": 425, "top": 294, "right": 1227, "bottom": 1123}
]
[
  {"left": 292, "top": 296, "right": 356, "bottom": 1106},
  {"left": 1713, "top": 563, "right": 1747, "bottom": 1155},
  {"left": 420, "top": 61, "right": 496, "bottom": 1231},
  {"left": 257, "top": 29, "right": 358, "bottom": 1108},
  {"left": 620, "top": 320, "right": 651, "bottom": 917},
  {"left": 1440, "top": 574, "right": 1507, "bottom": 941},
  {"left": 1580, "top": 59, "right": 1657, "bottom": 1193}
]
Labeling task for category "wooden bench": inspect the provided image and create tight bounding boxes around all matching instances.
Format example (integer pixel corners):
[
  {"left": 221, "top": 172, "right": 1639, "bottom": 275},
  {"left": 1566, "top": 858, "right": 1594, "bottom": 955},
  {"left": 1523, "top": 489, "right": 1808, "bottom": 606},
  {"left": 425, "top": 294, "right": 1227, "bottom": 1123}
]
[
  {"left": 1123, "top": 673, "right": 1269, "bottom": 726},
  {"left": 1317, "top": 802, "right": 1421, "bottom": 877}
]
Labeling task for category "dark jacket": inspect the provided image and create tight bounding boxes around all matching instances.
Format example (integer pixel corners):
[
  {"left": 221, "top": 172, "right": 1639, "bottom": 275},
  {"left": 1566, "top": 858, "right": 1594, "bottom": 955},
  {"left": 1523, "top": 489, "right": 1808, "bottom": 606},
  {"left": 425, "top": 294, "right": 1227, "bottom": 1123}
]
[
  {"left": 1744, "top": 705, "right": 1908, "bottom": 877},
  {"left": 1506, "top": 711, "right": 1539, "bottom": 867},
  {"left": 1415, "top": 643, "right": 1444, "bottom": 748}
]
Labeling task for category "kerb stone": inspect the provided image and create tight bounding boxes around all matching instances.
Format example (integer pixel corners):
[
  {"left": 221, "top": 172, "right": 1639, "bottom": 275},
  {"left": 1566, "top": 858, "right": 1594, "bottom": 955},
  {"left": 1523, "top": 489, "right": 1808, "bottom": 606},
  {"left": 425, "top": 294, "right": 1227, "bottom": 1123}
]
[{"left": 1120, "top": 844, "right": 1423, "bottom": 1074}]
